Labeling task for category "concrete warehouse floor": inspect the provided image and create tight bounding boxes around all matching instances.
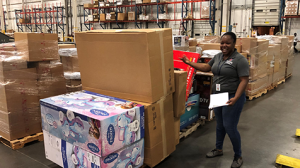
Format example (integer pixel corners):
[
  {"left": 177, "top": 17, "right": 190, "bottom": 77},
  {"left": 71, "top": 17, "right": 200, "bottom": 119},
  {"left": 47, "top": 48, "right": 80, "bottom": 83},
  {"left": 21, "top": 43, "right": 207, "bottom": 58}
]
[{"left": 0, "top": 55, "right": 300, "bottom": 168}]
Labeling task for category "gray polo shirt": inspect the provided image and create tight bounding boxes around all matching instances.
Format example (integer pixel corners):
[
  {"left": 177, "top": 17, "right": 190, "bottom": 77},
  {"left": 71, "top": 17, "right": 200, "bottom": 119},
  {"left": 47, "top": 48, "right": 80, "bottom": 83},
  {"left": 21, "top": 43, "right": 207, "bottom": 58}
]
[{"left": 208, "top": 49, "right": 249, "bottom": 94}]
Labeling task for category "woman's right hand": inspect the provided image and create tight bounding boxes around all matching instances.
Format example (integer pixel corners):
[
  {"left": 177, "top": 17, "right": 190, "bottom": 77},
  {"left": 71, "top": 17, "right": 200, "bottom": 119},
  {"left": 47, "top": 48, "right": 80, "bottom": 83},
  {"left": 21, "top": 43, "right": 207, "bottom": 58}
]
[{"left": 179, "top": 55, "right": 190, "bottom": 65}]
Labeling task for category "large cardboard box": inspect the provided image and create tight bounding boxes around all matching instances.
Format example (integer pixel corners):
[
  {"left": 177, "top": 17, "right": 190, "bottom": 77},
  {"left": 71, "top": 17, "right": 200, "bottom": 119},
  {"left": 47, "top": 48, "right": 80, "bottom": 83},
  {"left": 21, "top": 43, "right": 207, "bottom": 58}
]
[
  {"left": 61, "top": 56, "right": 80, "bottom": 72},
  {"left": 0, "top": 110, "right": 41, "bottom": 140},
  {"left": 38, "top": 78, "right": 66, "bottom": 99},
  {"left": 204, "top": 36, "right": 221, "bottom": 43},
  {"left": 236, "top": 37, "right": 257, "bottom": 55},
  {"left": 76, "top": 29, "right": 175, "bottom": 103},
  {"left": 14, "top": 33, "right": 59, "bottom": 62},
  {"left": 257, "top": 39, "right": 269, "bottom": 55},
  {"left": 246, "top": 75, "right": 268, "bottom": 96},
  {"left": 201, "top": 43, "right": 220, "bottom": 51},
  {"left": 173, "top": 71, "right": 187, "bottom": 118},
  {"left": 135, "top": 94, "right": 175, "bottom": 168},
  {"left": 28, "top": 61, "right": 64, "bottom": 80}
]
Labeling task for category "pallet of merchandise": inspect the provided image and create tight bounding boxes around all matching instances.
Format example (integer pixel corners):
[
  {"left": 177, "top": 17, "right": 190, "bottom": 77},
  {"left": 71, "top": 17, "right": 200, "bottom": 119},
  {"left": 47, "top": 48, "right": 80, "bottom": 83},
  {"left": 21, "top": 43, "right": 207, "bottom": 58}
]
[
  {"left": 246, "top": 89, "right": 268, "bottom": 101},
  {"left": 286, "top": 73, "right": 292, "bottom": 80},
  {"left": 0, "top": 132, "right": 43, "bottom": 150},
  {"left": 277, "top": 78, "right": 286, "bottom": 85},
  {"left": 179, "top": 119, "right": 205, "bottom": 139},
  {"left": 267, "top": 85, "right": 276, "bottom": 92}
]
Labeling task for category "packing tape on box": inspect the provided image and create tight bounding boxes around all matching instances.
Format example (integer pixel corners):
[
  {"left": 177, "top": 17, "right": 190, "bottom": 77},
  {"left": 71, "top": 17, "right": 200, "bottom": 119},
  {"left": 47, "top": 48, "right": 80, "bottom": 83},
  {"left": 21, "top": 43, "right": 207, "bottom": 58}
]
[
  {"left": 158, "top": 96, "right": 167, "bottom": 157},
  {"left": 157, "top": 31, "right": 167, "bottom": 96}
]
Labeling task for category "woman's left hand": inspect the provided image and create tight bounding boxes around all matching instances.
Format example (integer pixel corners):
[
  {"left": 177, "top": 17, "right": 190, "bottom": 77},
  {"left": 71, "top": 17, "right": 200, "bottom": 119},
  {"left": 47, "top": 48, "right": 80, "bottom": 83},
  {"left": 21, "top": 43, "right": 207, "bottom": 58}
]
[{"left": 227, "top": 97, "right": 238, "bottom": 106}]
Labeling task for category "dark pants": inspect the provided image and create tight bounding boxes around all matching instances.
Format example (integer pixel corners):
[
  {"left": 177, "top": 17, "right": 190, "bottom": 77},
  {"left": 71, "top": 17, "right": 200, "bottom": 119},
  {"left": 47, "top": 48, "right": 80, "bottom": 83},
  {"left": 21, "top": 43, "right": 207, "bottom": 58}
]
[
  {"left": 214, "top": 92, "right": 246, "bottom": 158},
  {"left": 294, "top": 42, "right": 298, "bottom": 53}
]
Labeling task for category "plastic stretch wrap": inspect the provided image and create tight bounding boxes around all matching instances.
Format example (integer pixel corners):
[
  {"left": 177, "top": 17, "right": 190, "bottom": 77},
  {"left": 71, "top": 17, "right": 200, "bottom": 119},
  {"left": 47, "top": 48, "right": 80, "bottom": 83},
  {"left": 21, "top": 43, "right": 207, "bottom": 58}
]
[
  {"left": 64, "top": 72, "right": 81, "bottom": 80},
  {"left": 14, "top": 33, "right": 59, "bottom": 62},
  {"left": 59, "top": 48, "right": 80, "bottom": 73},
  {"left": 58, "top": 48, "right": 77, "bottom": 57},
  {"left": 0, "top": 67, "right": 41, "bottom": 140},
  {"left": 246, "top": 75, "right": 268, "bottom": 96},
  {"left": 286, "top": 56, "right": 294, "bottom": 75},
  {"left": 201, "top": 3, "right": 209, "bottom": 19},
  {"left": 202, "top": 50, "right": 221, "bottom": 58},
  {"left": 249, "top": 63, "right": 268, "bottom": 81},
  {"left": 203, "top": 36, "right": 221, "bottom": 43}
]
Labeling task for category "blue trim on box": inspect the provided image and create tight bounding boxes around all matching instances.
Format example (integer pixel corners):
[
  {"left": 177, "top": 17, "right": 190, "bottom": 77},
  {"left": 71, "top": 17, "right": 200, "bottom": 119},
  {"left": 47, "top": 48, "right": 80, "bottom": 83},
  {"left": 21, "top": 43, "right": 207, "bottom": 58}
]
[
  {"left": 139, "top": 106, "right": 145, "bottom": 139},
  {"left": 61, "top": 140, "right": 68, "bottom": 168}
]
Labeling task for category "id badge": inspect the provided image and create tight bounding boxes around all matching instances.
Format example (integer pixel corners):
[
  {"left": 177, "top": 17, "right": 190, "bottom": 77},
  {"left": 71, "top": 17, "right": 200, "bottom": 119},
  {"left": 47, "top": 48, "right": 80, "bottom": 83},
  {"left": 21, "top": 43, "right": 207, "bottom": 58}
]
[{"left": 216, "top": 84, "right": 221, "bottom": 91}]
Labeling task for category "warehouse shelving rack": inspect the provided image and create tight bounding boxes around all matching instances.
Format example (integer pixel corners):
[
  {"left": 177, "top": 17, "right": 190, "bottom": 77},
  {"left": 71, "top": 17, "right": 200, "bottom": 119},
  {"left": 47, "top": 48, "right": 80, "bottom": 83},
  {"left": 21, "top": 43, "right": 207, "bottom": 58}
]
[
  {"left": 1, "top": 11, "right": 8, "bottom": 32},
  {"left": 80, "top": 0, "right": 216, "bottom": 35},
  {"left": 15, "top": 3, "right": 66, "bottom": 36},
  {"left": 279, "top": 0, "right": 300, "bottom": 33}
]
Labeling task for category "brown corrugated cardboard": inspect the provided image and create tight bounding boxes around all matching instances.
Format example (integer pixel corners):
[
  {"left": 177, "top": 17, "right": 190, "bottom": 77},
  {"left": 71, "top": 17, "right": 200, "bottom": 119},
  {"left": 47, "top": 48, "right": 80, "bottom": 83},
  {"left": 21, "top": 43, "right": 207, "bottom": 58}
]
[
  {"left": 0, "top": 68, "right": 37, "bottom": 81},
  {"left": 240, "top": 53, "right": 247, "bottom": 58},
  {"left": 84, "top": 3, "right": 94, "bottom": 8},
  {"left": 204, "top": 36, "right": 221, "bottom": 43},
  {"left": 246, "top": 75, "right": 268, "bottom": 96},
  {"left": 133, "top": 94, "right": 175, "bottom": 168},
  {"left": 235, "top": 45, "right": 242, "bottom": 53},
  {"left": 27, "top": 61, "right": 64, "bottom": 79},
  {"left": 274, "top": 60, "right": 280, "bottom": 73},
  {"left": 174, "top": 117, "right": 180, "bottom": 145},
  {"left": 61, "top": 56, "right": 80, "bottom": 72},
  {"left": 58, "top": 44, "right": 75, "bottom": 49},
  {"left": 201, "top": 43, "right": 220, "bottom": 51},
  {"left": 117, "top": 13, "right": 128, "bottom": 21},
  {"left": 0, "top": 79, "right": 39, "bottom": 113},
  {"left": 66, "top": 79, "right": 82, "bottom": 86},
  {"left": 38, "top": 78, "right": 66, "bottom": 99},
  {"left": 257, "top": 39, "right": 269, "bottom": 55},
  {"left": 236, "top": 37, "right": 257, "bottom": 55},
  {"left": 189, "top": 38, "right": 197, "bottom": 46},
  {"left": 0, "top": 110, "right": 41, "bottom": 140},
  {"left": 173, "top": 71, "right": 187, "bottom": 118},
  {"left": 143, "top": 0, "right": 151, "bottom": 3},
  {"left": 76, "top": 29, "right": 175, "bottom": 103},
  {"left": 189, "top": 46, "right": 196, "bottom": 52},
  {"left": 100, "top": 14, "right": 106, "bottom": 21},
  {"left": 14, "top": 33, "right": 59, "bottom": 62}
]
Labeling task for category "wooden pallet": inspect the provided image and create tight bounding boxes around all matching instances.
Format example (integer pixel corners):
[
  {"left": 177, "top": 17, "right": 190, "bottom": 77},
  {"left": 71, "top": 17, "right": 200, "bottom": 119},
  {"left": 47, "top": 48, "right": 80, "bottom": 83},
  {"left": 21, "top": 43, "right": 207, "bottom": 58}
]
[
  {"left": 247, "top": 89, "right": 268, "bottom": 100},
  {"left": 286, "top": 73, "right": 292, "bottom": 80},
  {"left": 277, "top": 78, "right": 286, "bottom": 85},
  {"left": 0, "top": 132, "right": 43, "bottom": 150},
  {"left": 179, "top": 119, "right": 205, "bottom": 139}
]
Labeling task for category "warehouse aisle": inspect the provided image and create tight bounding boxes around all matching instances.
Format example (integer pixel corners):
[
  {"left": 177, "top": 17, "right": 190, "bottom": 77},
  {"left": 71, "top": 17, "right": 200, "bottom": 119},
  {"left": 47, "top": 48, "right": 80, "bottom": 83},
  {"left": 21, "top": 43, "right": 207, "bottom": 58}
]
[{"left": 0, "top": 55, "right": 300, "bottom": 168}]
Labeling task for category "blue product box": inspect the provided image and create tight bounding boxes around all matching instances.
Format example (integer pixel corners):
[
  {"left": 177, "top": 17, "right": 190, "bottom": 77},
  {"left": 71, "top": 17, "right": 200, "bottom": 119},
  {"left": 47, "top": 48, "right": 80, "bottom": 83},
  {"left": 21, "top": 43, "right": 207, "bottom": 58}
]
[{"left": 180, "top": 94, "right": 200, "bottom": 130}]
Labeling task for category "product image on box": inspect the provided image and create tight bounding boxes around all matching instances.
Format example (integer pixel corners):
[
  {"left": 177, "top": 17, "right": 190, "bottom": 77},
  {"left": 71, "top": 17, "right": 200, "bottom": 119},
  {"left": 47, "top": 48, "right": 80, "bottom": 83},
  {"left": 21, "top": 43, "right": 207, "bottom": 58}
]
[
  {"left": 101, "top": 138, "right": 144, "bottom": 168},
  {"left": 44, "top": 131, "right": 144, "bottom": 168},
  {"left": 44, "top": 131, "right": 101, "bottom": 168},
  {"left": 180, "top": 94, "right": 200, "bottom": 130},
  {"left": 40, "top": 90, "right": 145, "bottom": 156}
]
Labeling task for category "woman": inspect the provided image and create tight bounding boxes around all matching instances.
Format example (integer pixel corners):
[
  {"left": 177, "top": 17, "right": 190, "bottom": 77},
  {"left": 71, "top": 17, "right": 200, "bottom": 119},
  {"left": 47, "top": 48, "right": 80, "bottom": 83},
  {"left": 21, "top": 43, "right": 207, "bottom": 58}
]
[{"left": 180, "top": 32, "right": 249, "bottom": 168}]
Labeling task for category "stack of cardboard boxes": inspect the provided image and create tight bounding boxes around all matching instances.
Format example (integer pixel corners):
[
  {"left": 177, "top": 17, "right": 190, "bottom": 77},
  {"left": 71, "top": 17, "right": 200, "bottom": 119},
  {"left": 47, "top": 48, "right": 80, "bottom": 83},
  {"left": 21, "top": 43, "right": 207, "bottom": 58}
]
[
  {"left": 73, "top": 28, "right": 184, "bottom": 168},
  {"left": 0, "top": 33, "right": 66, "bottom": 141},
  {"left": 236, "top": 37, "right": 269, "bottom": 96},
  {"left": 41, "top": 90, "right": 145, "bottom": 168},
  {"left": 271, "top": 36, "right": 289, "bottom": 84},
  {"left": 285, "top": 0, "right": 299, "bottom": 16},
  {"left": 58, "top": 47, "right": 82, "bottom": 93}
]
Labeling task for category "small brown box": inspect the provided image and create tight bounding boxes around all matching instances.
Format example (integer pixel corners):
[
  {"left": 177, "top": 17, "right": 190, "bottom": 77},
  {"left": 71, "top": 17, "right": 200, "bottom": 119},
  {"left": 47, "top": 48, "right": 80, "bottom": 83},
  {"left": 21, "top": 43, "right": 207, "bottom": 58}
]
[
  {"left": 117, "top": 13, "right": 128, "bottom": 21},
  {"left": 110, "top": 12, "right": 116, "bottom": 21},
  {"left": 100, "top": 14, "right": 106, "bottom": 21},
  {"left": 128, "top": 12, "right": 135, "bottom": 20},
  {"left": 84, "top": 3, "right": 93, "bottom": 8}
]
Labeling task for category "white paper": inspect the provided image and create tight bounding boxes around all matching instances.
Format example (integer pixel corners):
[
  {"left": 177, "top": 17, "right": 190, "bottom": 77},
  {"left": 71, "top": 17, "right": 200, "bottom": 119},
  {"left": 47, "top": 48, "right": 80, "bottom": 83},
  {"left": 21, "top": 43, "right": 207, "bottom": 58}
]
[{"left": 209, "top": 92, "right": 229, "bottom": 109}]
